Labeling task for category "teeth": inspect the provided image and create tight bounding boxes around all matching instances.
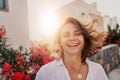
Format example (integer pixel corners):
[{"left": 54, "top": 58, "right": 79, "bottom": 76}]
[{"left": 68, "top": 43, "right": 78, "bottom": 47}]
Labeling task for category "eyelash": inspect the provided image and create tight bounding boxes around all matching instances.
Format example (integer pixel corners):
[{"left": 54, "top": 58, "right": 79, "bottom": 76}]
[
  {"left": 75, "top": 32, "right": 82, "bottom": 35},
  {"left": 62, "top": 33, "right": 81, "bottom": 37},
  {"left": 63, "top": 34, "right": 69, "bottom": 37},
  {"left": 75, "top": 33, "right": 81, "bottom": 35}
]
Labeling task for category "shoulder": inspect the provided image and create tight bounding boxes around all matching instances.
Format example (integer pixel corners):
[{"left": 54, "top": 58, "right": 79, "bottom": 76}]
[
  {"left": 35, "top": 60, "right": 56, "bottom": 80},
  {"left": 39, "top": 60, "right": 56, "bottom": 73},
  {"left": 87, "top": 59, "right": 103, "bottom": 69},
  {"left": 87, "top": 59, "right": 106, "bottom": 75},
  {"left": 87, "top": 59, "right": 108, "bottom": 80}
]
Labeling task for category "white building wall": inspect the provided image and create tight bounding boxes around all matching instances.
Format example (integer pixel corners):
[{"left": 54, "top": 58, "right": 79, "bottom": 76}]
[
  {"left": 0, "top": 0, "right": 30, "bottom": 48},
  {"left": 103, "top": 15, "right": 110, "bottom": 31},
  {"left": 110, "top": 17, "right": 118, "bottom": 28},
  {"left": 103, "top": 16, "right": 118, "bottom": 31},
  {"left": 56, "top": 0, "right": 103, "bottom": 32}
]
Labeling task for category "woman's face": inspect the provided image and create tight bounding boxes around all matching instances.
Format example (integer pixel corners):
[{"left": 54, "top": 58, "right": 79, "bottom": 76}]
[{"left": 60, "top": 23, "right": 85, "bottom": 55}]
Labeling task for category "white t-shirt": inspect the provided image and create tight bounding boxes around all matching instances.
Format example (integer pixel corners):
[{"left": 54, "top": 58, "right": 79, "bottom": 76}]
[{"left": 35, "top": 58, "right": 108, "bottom": 80}]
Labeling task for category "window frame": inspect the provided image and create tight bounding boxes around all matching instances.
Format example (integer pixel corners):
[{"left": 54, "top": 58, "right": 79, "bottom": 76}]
[{"left": 0, "top": 0, "right": 9, "bottom": 12}]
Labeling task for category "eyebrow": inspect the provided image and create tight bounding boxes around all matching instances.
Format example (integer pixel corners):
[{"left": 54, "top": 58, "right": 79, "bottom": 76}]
[{"left": 74, "top": 29, "right": 81, "bottom": 33}]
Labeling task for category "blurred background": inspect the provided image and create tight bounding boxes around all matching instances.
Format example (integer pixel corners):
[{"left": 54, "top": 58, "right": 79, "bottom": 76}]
[{"left": 0, "top": 0, "right": 120, "bottom": 80}]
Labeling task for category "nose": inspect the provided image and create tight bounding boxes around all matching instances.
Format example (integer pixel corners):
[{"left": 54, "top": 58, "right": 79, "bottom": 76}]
[{"left": 69, "top": 35, "right": 76, "bottom": 41}]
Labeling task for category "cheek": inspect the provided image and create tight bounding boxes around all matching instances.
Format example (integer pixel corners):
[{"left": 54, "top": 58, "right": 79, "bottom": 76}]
[
  {"left": 59, "top": 40, "right": 65, "bottom": 51},
  {"left": 82, "top": 36, "right": 85, "bottom": 42},
  {"left": 80, "top": 36, "right": 85, "bottom": 45},
  {"left": 60, "top": 37, "right": 68, "bottom": 47},
  {"left": 83, "top": 37, "right": 86, "bottom": 47},
  {"left": 60, "top": 38, "right": 65, "bottom": 46}
]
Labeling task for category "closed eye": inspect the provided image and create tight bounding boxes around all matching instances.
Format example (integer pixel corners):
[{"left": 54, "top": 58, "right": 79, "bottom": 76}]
[
  {"left": 62, "top": 32, "right": 69, "bottom": 37},
  {"left": 74, "top": 31, "right": 82, "bottom": 35}
]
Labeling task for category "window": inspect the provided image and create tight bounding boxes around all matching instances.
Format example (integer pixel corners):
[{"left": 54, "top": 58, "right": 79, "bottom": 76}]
[{"left": 0, "top": 0, "right": 8, "bottom": 11}]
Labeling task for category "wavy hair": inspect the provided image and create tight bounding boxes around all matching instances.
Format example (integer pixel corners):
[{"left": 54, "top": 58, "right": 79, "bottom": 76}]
[{"left": 52, "top": 16, "right": 104, "bottom": 62}]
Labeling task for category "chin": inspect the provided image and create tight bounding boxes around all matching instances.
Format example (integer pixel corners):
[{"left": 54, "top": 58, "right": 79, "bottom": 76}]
[{"left": 68, "top": 50, "right": 81, "bottom": 55}]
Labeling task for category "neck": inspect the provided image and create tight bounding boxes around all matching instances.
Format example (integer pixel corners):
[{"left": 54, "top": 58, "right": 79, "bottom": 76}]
[{"left": 62, "top": 53, "right": 82, "bottom": 66}]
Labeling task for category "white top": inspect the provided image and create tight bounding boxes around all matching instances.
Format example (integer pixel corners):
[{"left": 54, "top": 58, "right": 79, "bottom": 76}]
[{"left": 35, "top": 58, "right": 108, "bottom": 80}]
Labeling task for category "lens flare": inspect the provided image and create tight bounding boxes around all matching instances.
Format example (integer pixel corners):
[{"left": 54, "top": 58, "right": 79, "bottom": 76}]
[{"left": 41, "top": 10, "right": 59, "bottom": 38}]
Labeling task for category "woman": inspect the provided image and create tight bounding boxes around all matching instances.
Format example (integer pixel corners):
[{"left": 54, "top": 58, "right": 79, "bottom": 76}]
[{"left": 35, "top": 16, "right": 108, "bottom": 80}]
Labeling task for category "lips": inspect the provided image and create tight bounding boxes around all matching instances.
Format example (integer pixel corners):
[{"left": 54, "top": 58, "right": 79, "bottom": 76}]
[{"left": 67, "top": 43, "right": 79, "bottom": 47}]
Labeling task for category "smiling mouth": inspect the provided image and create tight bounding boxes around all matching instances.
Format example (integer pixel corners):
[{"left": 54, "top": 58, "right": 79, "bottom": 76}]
[{"left": 67, "top": 43, "right": 79, "bottom": 47}]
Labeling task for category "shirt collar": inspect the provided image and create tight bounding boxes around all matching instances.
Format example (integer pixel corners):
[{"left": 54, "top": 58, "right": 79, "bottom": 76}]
[
  {"left": 56, "top": 58, "right": 64, "bottom": 66},
  {"left": 56, "top": 58, "right": 90, "bottom": 66}
]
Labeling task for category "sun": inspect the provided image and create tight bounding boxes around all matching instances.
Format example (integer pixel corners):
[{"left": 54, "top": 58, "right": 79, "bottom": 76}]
[{"left": 41, "top": 10, "right": 59, "bottom": 38}]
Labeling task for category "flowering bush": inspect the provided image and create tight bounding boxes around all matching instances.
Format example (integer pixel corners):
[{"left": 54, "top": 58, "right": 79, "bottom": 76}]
[
  {"left": 116, "top": 39, "right": 120, "bottom": 45},
  {"left": 105, "top": 24, "right": 120, "bottom": 46},
  {"left": 30, "top": 47, "right": 54, "bottom": 74},
  {"left": 0, "top": 25, "right": 6, "bottom": 38},
  {"left": 0, "top": 25, "right": 54, "bottom": 80}
]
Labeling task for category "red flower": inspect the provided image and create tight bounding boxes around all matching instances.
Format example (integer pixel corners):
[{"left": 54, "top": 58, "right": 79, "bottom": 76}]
[
  {"left": 30, "top": 48, "right": 54, "bottom": 64},
  {"left": 16, "top": 53, "right": 23, "bottom": 61},
  {"left": 11, "top": 72, "right": 24, "bottom": 80},
  {"left": 42, "top": 55, "right": 54, "bottom": 64},
  {"left": 24, "top": 71, "right": 31, "bottom": 80},
  {"left": 30, "top": 48, "right": 44, "bottom": 61},
  {"left": 2, "top": 63, "right": 12, "bottom": 75},
  {"left": 0, "top": 25, "right": 6, "bottom": 38},
  {"left": 0, "top": 32, "right": 5, "bottom": 38},
  {"left": 116, "top": 39, "right": 120, "bottom": 45},
  {"left": 33, "top": 64, "right": 40, "bottom": 73},
  {"left": 24, "top": 75, "right": 31, "bottom": 80}
]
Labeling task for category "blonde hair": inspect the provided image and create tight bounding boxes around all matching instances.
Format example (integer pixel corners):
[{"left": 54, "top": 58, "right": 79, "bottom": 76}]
[{"left": 51, "top": 15, "right": 105, "bottom": 62}]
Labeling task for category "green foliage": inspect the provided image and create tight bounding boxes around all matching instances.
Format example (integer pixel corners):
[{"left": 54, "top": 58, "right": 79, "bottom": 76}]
[
  {"left": 108, "top": 24, "right": 120, "bottom": 34},
  {"left": 107, "top": 24, "right": 120, "bottom": 43},
  {"left": 0, "top": 31, "right": 30, "bottom": 72},
  {"left": 0, "top": 25, "right": 55, "bottom": 80},
  {"left": 0, "top": 37, "right": 15, "bottom": 68}
]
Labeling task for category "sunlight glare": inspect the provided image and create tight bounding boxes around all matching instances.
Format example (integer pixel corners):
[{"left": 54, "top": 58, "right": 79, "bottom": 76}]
[{"left": 41, "top": 10, "right": 58, "bottom": 38}]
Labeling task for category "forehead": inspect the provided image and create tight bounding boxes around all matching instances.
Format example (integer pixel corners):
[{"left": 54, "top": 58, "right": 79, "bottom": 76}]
[{"left": 61, "top": 23, "right": 81, "bottom": 32}]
